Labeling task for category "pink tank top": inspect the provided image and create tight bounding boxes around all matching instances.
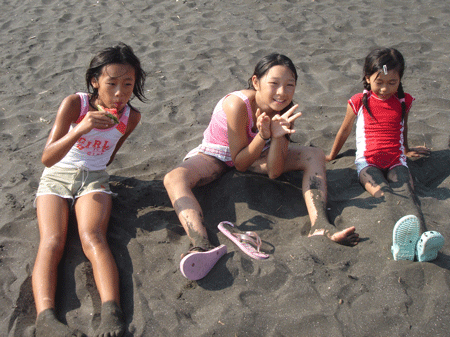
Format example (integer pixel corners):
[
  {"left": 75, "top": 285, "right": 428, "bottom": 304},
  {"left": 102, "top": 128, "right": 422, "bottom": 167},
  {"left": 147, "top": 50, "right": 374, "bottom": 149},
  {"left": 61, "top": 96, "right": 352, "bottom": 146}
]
[{"left": 203, "top": 91, "right": 258, "bottom": 147}]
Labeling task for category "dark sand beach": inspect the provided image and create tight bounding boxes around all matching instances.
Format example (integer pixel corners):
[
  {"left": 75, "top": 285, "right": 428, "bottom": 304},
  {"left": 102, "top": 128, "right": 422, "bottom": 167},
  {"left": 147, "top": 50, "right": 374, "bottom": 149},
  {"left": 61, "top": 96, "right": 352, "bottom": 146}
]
[{"left": 2, "top": 0, "right": 450, "bottom": 336}]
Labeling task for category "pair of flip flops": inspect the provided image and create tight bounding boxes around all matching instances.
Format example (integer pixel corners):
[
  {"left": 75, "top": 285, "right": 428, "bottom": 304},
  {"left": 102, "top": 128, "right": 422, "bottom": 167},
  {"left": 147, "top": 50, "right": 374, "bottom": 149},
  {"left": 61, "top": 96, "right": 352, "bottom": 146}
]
[
  {"left": 391, "top": 215, "right": 445, "bottom": 262},
  {"left": 179, "top": 221, "right": 269, "bottom": 280}
]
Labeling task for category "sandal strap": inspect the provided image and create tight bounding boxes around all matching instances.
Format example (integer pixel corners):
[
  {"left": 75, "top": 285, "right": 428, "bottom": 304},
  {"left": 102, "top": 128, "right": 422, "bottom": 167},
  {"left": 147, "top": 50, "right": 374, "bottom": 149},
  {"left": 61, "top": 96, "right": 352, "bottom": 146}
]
[{"left": 235, "top": 231, "right": 262, "bottom": 252}]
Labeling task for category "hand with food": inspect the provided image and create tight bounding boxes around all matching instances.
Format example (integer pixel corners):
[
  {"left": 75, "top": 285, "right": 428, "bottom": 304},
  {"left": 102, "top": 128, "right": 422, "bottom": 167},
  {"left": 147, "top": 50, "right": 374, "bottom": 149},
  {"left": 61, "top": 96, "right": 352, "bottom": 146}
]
[{"left": 97, "top": 105, "right": 120, "bottom": 124}]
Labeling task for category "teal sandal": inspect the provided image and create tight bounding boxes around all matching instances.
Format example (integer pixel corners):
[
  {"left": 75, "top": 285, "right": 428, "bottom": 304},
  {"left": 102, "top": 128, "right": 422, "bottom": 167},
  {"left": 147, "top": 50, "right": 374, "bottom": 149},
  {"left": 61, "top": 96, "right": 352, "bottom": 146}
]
[
  {"left": 416, "top": 231, "right": 444, "bottom": 262},
  {"left": 391, "top": 215, "right": 420, "bottom": 261}
]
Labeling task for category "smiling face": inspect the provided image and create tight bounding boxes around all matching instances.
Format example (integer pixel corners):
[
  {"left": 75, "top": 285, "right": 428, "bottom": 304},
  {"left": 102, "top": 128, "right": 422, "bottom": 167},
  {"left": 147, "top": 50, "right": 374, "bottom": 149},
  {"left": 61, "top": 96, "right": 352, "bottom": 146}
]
[
  {"left": 365, "top": 69, "right": 401, "bottom": 100},
  {"left": 252, "top": 65, "right": 296, "bottom": 115},
  {"left": 91, "top": 63, "right": 136, "bottom": 112}
]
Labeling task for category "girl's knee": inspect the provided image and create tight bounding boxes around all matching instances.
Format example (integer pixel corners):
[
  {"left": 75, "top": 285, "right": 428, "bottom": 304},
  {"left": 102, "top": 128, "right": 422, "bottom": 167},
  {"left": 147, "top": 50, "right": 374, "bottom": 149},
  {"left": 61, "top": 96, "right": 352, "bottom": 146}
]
[
  {"left": 164, "top": 167, "right": 188, "bottom": 190},
  {"left": 80, "top": 231, "right": 107, "bottom": 255},
  {"left": 163, "top": 170, "right": 175, "bottom": 189},
  {"left": 372, "top": 189, "right": 385, "bottom": 198},
  {"left": 310, "top": 147, "right": 325, "bottom": 162},
  {"left": 310, "top": 146, "right": 325, "bottom": 156},
  {"left": 387, "top": 165, "right": 411, "bottom": 184},
  {"left": 303, "top": 147, "right": 326, "bottom": 170},
  {"left": 39, "top": 235, "right": 66, "bottom": 257},
  {"left": 288, "top": 146, "right": 325, "bottom": 172}
]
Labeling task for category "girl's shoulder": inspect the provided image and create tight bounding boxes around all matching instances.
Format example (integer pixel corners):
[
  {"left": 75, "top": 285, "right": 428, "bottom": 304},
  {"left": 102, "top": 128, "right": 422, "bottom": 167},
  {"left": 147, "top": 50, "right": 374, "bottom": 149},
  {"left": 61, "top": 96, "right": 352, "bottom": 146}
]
[
  {"left": 223, "top": 90, "right": 254, "bottom": 103},
  {"left": 58, "top": 94, "right": 83, "bottom": 122},
  {"left": 124, "top": 106, "right": 141, "bottom": 134},
  {"left": 349, "top": 92, "right": 365, "bottom": 102},
  {"left": 129, "top": 106, "right": 141, "bottom": 122},
  {"left": 348, "top": 92, "right": 365, "bottom": 109},
  {"left": 63, "top": 93, "right": 83, "bottom": 105},
  {"left": 129, "top": 106, "right": 141, "bottom": 114},
  {"left": 402, "top": 92, "right": 414, "bottom": 106},
  {"left": 223, "top": 90, "right": 254, "bottom": 109}
]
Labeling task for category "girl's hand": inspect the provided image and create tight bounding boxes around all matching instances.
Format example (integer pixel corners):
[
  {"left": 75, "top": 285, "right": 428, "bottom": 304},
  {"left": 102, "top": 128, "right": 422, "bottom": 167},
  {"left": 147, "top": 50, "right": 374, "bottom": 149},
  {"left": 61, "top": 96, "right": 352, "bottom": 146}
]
[
  {"left": 405, "top": 145, "right": 431, "bottom": 158},
  {"left": 76, "top": 110, "right": 115, "bottom": 134},
  {"left": 270, "top": 104, "right": 301, "bottom": 139},
  {"left": 255, "top": 108, "right": 271, "bottom": 140}
]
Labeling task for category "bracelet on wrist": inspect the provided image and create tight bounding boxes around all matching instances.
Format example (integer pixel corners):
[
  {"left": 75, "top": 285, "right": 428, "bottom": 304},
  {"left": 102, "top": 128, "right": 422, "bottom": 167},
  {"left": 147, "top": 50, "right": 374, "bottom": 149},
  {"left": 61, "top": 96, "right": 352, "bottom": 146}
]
[{"left": 259, "top": 132, "right": 270, "bottom": 141}]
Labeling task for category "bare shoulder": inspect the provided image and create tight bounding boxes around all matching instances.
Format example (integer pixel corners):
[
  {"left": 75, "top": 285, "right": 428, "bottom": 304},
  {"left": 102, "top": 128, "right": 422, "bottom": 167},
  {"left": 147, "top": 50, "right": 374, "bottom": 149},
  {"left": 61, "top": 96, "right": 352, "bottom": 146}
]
[
  {"left": 126, "top": 107, "right": 141, "bottom": 132},
  {"left": 62, "top": 93, "right": 82, "bottom": 105},
  {"left": 129, "top": 107, "right": 141, "bottom": 121},
  {"left": 223, "top": 90, "right": 255, "bottom": 115},
  {"left": 56, "top": 94, "right": 82, "bottom": 123}
]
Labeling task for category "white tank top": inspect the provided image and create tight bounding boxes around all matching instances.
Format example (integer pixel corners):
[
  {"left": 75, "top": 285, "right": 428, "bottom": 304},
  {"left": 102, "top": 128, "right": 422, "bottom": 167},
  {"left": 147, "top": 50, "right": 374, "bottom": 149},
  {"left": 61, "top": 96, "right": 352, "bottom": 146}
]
[{"left": 55, "top": 93, "right": 130, "bottom": 171}]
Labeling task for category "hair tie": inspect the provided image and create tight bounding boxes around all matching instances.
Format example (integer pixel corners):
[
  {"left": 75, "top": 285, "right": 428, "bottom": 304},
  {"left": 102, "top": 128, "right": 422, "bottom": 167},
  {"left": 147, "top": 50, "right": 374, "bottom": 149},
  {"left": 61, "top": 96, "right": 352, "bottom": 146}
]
[
  {"left": 399, "top": 98, "right": 405, "bottom": 103},
  {"left": 383, "top": 65, "right": 388, "bottom": 75},
  {"left": 363, "top": 89, "right": 369, "bottom": 95}
]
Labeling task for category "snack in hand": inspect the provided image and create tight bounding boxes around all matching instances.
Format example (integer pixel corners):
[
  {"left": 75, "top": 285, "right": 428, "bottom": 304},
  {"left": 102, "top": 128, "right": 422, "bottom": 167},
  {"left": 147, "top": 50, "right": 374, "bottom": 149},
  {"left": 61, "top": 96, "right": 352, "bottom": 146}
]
[{"left": 97, "top": 105, "right": 120, "bottom": 124}]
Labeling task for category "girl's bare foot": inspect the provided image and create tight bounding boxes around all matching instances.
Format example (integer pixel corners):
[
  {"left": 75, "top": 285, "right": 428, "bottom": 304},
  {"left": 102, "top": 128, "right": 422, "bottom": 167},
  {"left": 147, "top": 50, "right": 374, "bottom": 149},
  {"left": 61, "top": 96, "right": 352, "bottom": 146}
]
[
  {"left": 36, "top": 308, "right": 86, "bottom": 337},
  {"left": 309, "top": 225, "right": 359, "bottom": 246},
  {"left": 94, "top": 301, "right": 125, "bottom": 337}
]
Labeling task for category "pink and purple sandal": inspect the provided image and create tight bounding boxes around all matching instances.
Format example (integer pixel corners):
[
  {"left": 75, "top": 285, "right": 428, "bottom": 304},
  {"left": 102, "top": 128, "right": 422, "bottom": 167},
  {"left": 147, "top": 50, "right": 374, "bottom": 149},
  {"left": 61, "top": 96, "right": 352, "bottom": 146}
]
[
  {"left": 180, "top": 245, "right": 227, "bottom": 280},
  {"left": 218, "top": 221, "right": 269, "bottom": 260}
]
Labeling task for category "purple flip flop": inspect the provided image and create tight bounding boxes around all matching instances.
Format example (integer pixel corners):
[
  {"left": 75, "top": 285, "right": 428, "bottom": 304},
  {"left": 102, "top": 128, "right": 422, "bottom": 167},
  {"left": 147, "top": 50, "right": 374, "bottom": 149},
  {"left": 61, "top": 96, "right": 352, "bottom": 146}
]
[
  {"left": 218, "top": 221, "right": 269, "bottom": 260},
  {"left": 180, "top": 244, "right": 227, "bottom": 280}
]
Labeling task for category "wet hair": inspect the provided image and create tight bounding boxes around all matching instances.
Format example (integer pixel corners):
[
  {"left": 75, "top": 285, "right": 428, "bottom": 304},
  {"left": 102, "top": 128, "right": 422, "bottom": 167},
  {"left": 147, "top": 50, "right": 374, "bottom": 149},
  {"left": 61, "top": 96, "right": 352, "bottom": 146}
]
[
  {"left": 362, "top": 47, "right": 406, "bottom": 120},
  {"left": 247, "top": 53, "right": 298, "bottom": 114},
  {"left": 86, "top": 43, "right": 147, "bottom": 103}
]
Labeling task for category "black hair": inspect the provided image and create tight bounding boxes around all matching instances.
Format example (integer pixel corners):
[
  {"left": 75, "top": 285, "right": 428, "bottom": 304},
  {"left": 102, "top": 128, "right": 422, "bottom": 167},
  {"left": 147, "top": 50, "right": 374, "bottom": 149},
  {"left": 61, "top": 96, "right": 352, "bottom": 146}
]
[
  {"left": 86, "top": 43, "right": 147, "bottom": 103},
  {"left": 362, "top": 47, "right": 406, "bottom": 120},
  {"left": 247, "top": 53, "right": 298, "bottom": 114}
]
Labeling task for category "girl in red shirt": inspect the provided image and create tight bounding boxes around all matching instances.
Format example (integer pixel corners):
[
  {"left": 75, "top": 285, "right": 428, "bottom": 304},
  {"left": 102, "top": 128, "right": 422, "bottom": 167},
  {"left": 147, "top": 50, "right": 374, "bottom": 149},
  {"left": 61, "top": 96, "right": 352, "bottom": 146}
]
[{"left": 326, "top": 47, "right": 444, "bottom": 262}]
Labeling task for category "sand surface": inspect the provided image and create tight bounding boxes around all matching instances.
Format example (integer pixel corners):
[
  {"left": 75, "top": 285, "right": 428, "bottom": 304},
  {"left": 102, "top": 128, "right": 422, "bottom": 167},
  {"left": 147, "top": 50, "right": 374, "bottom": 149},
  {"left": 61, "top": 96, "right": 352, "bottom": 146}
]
[{"left": 2, "top": 0, "right": 450, "bottom": 336}]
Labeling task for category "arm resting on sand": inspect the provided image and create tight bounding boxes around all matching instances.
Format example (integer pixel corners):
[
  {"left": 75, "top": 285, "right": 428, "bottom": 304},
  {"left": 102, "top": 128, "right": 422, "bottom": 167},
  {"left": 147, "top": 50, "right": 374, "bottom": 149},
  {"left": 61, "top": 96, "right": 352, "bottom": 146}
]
[
  {"left": 402, "top": 112, "right": 431, "bottom": 158},
  {"left": 326, "top": 104, "right": 356, "bottom": 162}
]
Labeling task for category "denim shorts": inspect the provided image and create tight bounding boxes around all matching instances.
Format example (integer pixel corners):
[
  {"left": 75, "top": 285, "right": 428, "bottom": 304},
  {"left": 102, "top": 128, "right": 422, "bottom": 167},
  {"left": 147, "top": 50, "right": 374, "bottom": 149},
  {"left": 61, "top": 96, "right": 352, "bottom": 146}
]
[{"left": 35, "top": 165, "right": 114, "bottom": 206}]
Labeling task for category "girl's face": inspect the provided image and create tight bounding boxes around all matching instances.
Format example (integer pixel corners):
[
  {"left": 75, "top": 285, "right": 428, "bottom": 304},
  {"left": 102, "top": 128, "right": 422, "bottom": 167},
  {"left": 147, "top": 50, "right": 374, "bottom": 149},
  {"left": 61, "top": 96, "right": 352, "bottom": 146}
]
[
  {"left": 91, "top": 63, "right": 136, "bottom": 112},
  {"left": 365, "top": 69, "right": 400, "bottom": 100},
  {"left": 253, "top": 65, "right": 296, "bottom": 114}
]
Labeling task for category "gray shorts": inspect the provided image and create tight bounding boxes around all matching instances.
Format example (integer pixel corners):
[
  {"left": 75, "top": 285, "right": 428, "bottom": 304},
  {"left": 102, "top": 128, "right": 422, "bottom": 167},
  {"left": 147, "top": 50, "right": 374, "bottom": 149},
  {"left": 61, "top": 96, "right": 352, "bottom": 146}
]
[{"left": 35, "top": 166, "right": 114, "bottom": 206}]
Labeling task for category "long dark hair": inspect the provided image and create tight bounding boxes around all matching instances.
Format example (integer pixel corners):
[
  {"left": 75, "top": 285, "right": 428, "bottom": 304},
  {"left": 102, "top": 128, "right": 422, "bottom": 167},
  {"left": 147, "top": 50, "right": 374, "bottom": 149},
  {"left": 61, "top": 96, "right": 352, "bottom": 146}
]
[
  {"left": 248, "top": 53, "right": 298, "bottom": 114},
  {"left": 362, "top": 47, "right": 406, "bottom": 120},
  {"left": 86, "top": 43, "right": 147, "bottom": 103}
]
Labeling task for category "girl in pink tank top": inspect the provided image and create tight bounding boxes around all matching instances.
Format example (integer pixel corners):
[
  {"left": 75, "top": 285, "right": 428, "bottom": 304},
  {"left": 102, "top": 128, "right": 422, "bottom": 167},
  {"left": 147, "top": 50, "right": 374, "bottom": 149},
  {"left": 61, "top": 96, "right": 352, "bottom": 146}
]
[{"left": 164, "top": 53, "right": 360, "bottom": 281}]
